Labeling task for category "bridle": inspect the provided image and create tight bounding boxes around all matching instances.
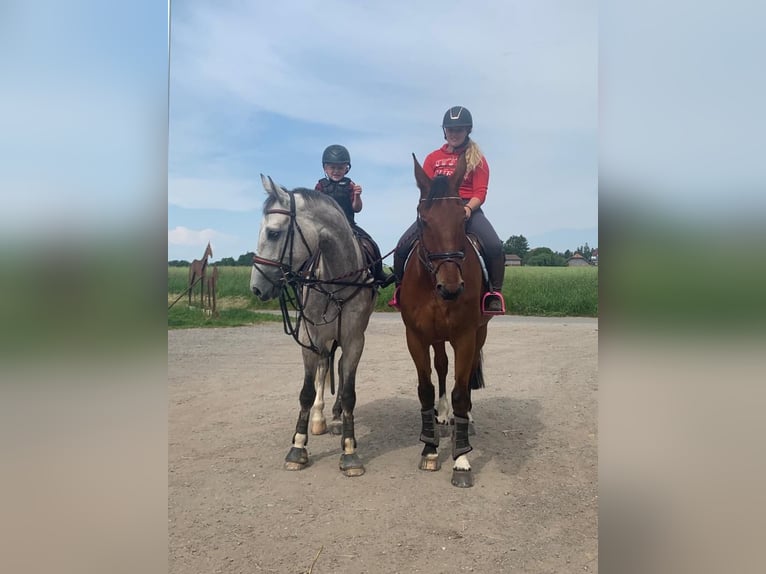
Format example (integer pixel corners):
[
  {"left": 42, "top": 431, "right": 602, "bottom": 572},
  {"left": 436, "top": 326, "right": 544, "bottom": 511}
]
[
  {"left": 251, "top": 188, "right": 374, "bottom": 355},
  {"left": 416, "top": 197, "right": 466, "bottom": 279}
]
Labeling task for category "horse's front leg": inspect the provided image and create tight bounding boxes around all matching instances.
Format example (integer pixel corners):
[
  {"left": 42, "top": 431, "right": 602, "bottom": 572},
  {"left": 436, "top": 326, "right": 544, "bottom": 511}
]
[
  {"left": 406, "top": 329, "right": 441, "bottom": 471},
  {"left": 337, "top": 339, "right": 365, "bottom": 477},
  {"left": 310, "top": 356, "right": 330, "bottom": 435},
  {"left": 284, "top": 351, "right": 320, "bottom": 471},
  {"left": 188, "top": 272, "right": 195, "bottom": 307},
  {"left": 450, "top": 334, "right": 478, "bottom": 487},
  {"left": 432, "top": 341, "right": 451, "bottom": 437}
]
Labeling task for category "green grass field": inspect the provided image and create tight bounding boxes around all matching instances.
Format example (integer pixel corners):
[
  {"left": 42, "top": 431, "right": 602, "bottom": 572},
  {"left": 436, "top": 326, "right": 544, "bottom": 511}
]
[{"left": 168, "top": 265, "right": 597, "bottom": 328}]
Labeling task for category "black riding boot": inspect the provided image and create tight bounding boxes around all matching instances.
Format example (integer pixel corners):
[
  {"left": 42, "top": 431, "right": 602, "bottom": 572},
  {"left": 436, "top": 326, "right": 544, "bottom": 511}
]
[
  {"left": 375, "top": 260, "right": 396, "bottom": 286},
  {"left": 482, "top": 254, "right": 506, "bottom": 315},
  {"left": 387, "top": 244, "right": 408, "bottom": 309}
]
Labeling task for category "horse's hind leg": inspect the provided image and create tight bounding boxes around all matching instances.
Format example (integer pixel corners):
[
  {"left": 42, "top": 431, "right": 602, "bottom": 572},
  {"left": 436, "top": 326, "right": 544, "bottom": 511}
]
[
  {"left": 464, "top": 324, "right": 489, "bottom": 436},
  {"left": 329, "top": 390, "right": 343, "bottom": 435},
  {"left": 433, "top": 342, "right": 452, "bottom": 438},
  {"left": 406, "top": 330, "right": 441, "bottom": 471},
  {"left": 310, "top": 357, "right": 330, "bottom": 435},
  {"left": 284, "top": 351, "right": 320, "bottom": 471},
  {"left": 328, "top": 353, "right": 343, "bottom": 435}
]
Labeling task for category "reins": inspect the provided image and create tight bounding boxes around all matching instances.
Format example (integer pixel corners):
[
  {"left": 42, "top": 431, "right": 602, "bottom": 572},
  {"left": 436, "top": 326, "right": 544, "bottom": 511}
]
[{"left": 252, "top": 188, "right": 377, "bottom": 355}]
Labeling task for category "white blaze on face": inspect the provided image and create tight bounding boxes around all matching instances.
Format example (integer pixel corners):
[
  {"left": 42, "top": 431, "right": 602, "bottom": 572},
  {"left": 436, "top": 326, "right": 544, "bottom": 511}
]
[
  {"left": 453, "top": 454, "right": 471, "bottom": 471},
  {"left": 293, "top": 433, "right": 307, "bottom": 449}
]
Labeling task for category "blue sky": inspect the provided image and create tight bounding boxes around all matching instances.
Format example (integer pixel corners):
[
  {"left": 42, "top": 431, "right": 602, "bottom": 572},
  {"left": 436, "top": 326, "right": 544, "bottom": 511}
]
[
  {"left": 168, "top": 1, "right": 598, "bottom": 262},
  {"left": 1, "top": 1, "right": 167, "bottom": 240}
]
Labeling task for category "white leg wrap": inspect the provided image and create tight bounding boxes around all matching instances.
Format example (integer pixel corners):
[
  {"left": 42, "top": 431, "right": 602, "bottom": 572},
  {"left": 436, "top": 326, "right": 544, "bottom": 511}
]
[
  {"left": 344, "top": 438, "right": 355, "bottom": 454},
  {"left": 293, "top": 433, "right": 307, "bottom": 449},
  {"left": 453, "top": 454, "right": 471, "bottom": 471}
]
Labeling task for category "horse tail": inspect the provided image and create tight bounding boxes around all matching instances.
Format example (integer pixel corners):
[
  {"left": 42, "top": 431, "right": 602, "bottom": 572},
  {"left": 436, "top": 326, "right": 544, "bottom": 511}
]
[{"left": 469, "top": 349, "right": 485, "bottom": 390}]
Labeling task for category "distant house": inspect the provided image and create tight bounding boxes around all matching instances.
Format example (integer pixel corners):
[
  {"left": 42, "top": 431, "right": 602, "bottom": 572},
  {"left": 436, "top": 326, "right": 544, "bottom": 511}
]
[
  {"left": 590, "top": 248, "right": 598, "bottom": 266},
  {"left": 504, "top": 254, "right": 522, "bottom": 267},
  {"left": 567, "top": 253, "right": 591, "bottom": 267}
]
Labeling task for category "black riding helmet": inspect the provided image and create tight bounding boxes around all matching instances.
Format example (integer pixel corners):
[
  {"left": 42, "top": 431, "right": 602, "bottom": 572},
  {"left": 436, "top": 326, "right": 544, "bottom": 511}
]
[
  {"left": 442, "top": 106, "right": 472, "bottom": 146},
  {"left": 442, "top": 106, "right": 473, "bottom": 129},
  {"left": 322, "top": 144, "right": 351, "bottom": 169}
]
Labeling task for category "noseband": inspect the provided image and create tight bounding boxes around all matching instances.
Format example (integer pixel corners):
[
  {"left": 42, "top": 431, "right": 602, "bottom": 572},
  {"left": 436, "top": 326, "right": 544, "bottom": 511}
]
[
  {"left": 417, "top": 197, "right": 466, "bottom": 277},
  {"left": 252, "top": 189, "right": 312, "bottom": 285}
]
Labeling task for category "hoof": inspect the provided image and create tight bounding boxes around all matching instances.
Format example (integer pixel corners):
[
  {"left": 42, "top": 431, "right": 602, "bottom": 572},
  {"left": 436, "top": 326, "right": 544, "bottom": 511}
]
[
  {"left": 328, "top": 420, "right": 342, "bottom": 435},
  {"left": 451, "top": 469, "right": 474, "bottom": 488},
  {"left": 418, "top": 454, "right": 441, "bottom": 471},
  {"left": 339, "top": 453, "right": 365, "bottom": 477},
  {"left": 310, "top": 420, "right": 327, "bottom": 435},
  {"left": 284, "top": 447, "right": 309, "bottom": 471},
  {"left": 437, "top": 422, "right": 451, "bottom": 438}
]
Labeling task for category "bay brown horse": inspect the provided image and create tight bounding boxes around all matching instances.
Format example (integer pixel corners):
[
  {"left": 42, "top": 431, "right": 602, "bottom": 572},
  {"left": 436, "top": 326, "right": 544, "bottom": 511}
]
[
  {"left": 399, "top": 153, "right": 492, "bottom": 488},
  {"left": 188, "top": 242, "right": 213, "bottom": 307}
]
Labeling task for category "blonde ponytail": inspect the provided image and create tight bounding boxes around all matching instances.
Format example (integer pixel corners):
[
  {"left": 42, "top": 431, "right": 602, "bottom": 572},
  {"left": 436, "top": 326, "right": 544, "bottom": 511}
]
[{"left": 465, "top": 140, "right": 484, "bottom": 173}]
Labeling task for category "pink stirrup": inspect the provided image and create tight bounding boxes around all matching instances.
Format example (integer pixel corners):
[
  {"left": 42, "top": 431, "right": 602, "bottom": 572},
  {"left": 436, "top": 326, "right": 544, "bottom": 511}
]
[
  {"left": 387, "top": 286, "right": 401, "bottom": 310},
  {"left": 481, "top": 291, "right": 506, "bottom": 316}
]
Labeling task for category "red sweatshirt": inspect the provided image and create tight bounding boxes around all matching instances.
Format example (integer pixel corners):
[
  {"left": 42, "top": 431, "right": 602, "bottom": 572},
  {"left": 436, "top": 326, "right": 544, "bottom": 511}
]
[{"left": 422, "top": 144, "right": 490, "bottom": 203}]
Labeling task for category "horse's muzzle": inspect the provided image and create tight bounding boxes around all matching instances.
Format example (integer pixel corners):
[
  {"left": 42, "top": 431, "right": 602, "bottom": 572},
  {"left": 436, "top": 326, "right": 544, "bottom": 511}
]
[
  {"left": 251, "top": 285, "right": 266, "bottom": 301},
  {"left": 437, "top": 282, "right": 464, "bottom": 301}
]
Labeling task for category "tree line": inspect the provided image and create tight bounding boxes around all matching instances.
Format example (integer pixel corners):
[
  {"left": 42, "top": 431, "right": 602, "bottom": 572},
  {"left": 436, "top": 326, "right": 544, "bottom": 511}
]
[
  {"left": 168, "top": 252, "right": 256, "bottom": 267},
  {"left": 169, "top": 236, "right": 597, "bottom": 267},
  {"left": 503, "top": 235, "right": 596, "bottom": 266}
]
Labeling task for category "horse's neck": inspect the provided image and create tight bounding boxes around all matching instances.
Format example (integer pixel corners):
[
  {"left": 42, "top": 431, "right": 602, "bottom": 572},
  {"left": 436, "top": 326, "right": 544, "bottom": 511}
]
[{"left": 316, "top": 227, "right": 362, "bottom": 279}]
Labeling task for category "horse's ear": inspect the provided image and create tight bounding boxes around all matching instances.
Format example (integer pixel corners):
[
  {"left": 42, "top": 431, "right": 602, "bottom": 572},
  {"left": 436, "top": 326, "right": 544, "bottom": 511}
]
[
  {"left": 449, "top": 152, "right": 467, "bottom": 197},
  {"left": 413, "top": 154, "right": 431, "bottom": 200},
  {"left": 260, "top": 173, "right": 290, "bottom": 206}
]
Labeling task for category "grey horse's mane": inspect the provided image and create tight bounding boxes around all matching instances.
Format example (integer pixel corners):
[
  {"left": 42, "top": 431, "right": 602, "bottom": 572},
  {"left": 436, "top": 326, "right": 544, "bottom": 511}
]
[{"left": 263, "top": 186, "right": 345, "bottom": 217}]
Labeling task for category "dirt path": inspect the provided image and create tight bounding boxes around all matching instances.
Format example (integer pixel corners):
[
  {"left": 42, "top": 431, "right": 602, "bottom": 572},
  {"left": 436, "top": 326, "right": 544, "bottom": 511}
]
[{"left": 169, "top": 314, "right": 598, "bottom": 573}]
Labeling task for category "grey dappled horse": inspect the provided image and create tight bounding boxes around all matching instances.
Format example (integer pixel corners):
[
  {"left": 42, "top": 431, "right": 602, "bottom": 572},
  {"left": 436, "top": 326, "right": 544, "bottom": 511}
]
[{"left": 250, "top": 175, "right": 377, "bottom": 476}]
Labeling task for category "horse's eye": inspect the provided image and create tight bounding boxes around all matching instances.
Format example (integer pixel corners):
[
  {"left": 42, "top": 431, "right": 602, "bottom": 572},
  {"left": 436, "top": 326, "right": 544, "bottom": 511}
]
[{"left": 267, "top": 230, "right": 281, "bottom": 240}]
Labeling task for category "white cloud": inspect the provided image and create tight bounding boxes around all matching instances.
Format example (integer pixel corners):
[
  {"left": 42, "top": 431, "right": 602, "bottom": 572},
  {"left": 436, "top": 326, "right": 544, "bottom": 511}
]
[
  {"left": 168, "top": 1, "right": 598, "bottom": 259},
  {"left": 168, "top": 226, "right": 218, "bottom": 246}
]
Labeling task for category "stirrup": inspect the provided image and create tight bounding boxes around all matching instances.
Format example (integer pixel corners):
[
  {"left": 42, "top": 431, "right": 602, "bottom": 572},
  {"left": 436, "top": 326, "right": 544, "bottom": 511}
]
[
  {"left": 387, "top": 286, "right": 401, "bottom": 310},
  {"left": 481, "top": 291, "right": 506, "bottom": 316}
]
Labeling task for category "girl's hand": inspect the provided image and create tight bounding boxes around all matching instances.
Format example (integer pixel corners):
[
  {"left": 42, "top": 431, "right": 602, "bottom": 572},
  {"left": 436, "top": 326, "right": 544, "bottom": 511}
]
[
  {"left": 352, "top": 184, "right": 362, "bottom": 196},
  {"left": 464, "top": 205, "right": 473, "bottom": 220}
]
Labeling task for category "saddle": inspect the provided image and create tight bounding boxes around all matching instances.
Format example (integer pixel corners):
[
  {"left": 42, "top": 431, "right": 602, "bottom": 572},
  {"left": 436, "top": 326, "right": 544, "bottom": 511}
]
[
  {"left": 466, "top": 233, "right": 491, "bottom": 288},
  {"left": 354, "top": 234, "right": 382, "bottom": 284},
  {"left": 358, "top": 236, "right": 377, "bottom": 270}
]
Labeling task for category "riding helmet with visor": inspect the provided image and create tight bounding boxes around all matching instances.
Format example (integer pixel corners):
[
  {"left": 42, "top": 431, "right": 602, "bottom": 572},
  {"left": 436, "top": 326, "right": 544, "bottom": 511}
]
[
  {"left": 442, "top": 106, "right": 473, "bottom": 130},
  {"left": 322, "top": 144, "right": 351, "bottom": 168}
]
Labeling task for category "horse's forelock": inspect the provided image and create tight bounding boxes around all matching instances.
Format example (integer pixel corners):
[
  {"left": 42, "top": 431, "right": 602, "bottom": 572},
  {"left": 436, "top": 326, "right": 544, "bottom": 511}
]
[{"left": 426, "top": 175, "right": 455, "bottom": 202}]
